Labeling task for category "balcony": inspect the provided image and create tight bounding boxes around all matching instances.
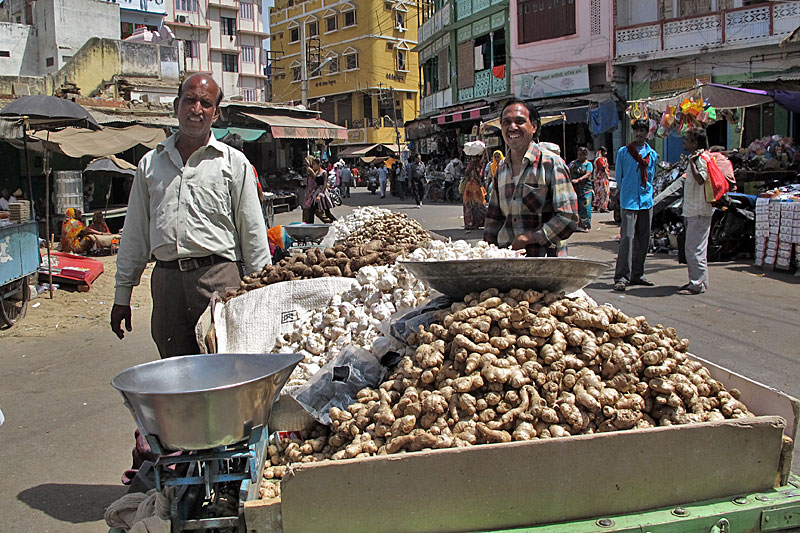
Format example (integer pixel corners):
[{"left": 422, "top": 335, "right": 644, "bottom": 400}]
[
  {"left": 421, "top": 88, "right": 453, "bottom": 115},
  {"left": 615, "top": 3, "right": 800, "bottom": 64},
  {"left": 456, "top": 68, "right": 506, "bottom": 102},
  {"left": 455, "top": 0, "right": 504, "bottom": 22},
  {"left": 419, "top": 3, "right": 452, "bottom": 44}
]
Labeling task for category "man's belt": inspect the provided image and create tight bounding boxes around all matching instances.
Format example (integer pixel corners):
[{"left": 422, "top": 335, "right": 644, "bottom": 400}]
[{"left": 156, "top": 255, "right": 230, "bottom": 272}]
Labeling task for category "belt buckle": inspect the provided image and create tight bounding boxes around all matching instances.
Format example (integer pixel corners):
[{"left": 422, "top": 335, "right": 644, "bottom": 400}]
[{"left": 177, "top": 257, "right": 197, "bottom": 272}]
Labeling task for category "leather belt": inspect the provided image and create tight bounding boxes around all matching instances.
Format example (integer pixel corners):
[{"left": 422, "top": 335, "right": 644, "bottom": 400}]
[{"left": 156, "top": 255, "right": 230, "bottom": 272}]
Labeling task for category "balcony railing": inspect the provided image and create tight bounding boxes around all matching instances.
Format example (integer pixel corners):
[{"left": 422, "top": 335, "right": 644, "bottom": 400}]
[
  {"left": 419, "top": 3, "right": 451, "bottom": 44},
  {"left": 615, "top": 3, "right": 800, "bottom": 62},
  {"left": 455, "top": 0, "right": 502, "bottom": 22},
  {"left": 457, "top": 68, "right": 506, "bottom": 102},
  {"left": 421, "top": 88, "right": 454, "bottom": 115}
]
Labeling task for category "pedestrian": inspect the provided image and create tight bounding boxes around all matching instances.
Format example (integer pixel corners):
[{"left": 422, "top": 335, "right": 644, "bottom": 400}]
[
  {"left": 462, "top": 155, "right": 487, "bottom": 230},
  {"left": 390, "top": 162, "right": 398, "bottom": 197},
  {"left": 679, "top": 127, "right": 713, "bottom": 295},
  {"left": 377, "top": 162, "right": 389, "bottom": 199},
  {"left": 593, "top": 146, "right": 610, "bottom": 212},
  {"left": 569, "top": 146, "right": 594, "bottom": 231},
  {"left": 338, "top": 163, "right": 352, "bottom": 198},
  {"left": 110, "top": 73, "right": 270, "bottom": 358},
  {"left": 351, "top": 165, "right": 360, "bottom": 187},
  {"left": 484, "top": 149, "right": 503, "bottom": 202},
  {"left": 307, "top": 158, "right": 337, "bottom": 223},
  {"left": 408, "top": 153, "right": 425, "bottom": 208},
  {"left": 396, "top": 162, "right": 407, "bottom": 199},
  {"left": 613, "top": 119, "right": 658, "bottom": 292},
  {"left": 0, "top": 188, "right": 16, "bottom": 210},
  {"left": 483, "top": 98, "right": 578, "bottom": 256}
]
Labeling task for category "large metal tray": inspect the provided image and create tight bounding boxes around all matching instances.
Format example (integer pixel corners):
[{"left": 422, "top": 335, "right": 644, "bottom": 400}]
[
  {"left": 400, "top": 257, "right": 609, "bottom": 299},
  {"left": 283, "top": 224, "right": 331, "bottom": 243},
  {"left": 112, "top": 353, "right": 302, "bottom": 451}
]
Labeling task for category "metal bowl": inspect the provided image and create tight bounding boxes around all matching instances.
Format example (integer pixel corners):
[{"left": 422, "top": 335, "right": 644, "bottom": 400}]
[
  {"left": 283, "top": 224, "right": 331, "bottom": 243},
  {"left": 112, "top": 353, "right": 303, "bottom": 451},
  {"left": 400, "top": 257, "right": 609, "bottom": 299}
]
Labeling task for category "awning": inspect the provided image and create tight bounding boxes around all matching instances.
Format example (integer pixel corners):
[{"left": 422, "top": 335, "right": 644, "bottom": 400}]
[
  {"left": 212, "top": 127, "right": 267, "bottom": 142},
  {"left": 28, "top": 125, "right": 165, "bottom": 157},
  {"left": 636, "top": 82, "right": 773, "bottom": 113},
  {"left": 241, "top": 112, "right": 347, "bottom": 140},
  {"left": 84, "top": 155, "right": 136, "bottom": 175},
  {"left": 479, "top": 113, "right": 565, "bottom": 134},
  {"left": 431, "top": 105, "right": 490, "bottom": 125},
  {"left": 381, "top": 143, "right": 408, "bottom": 154},
  {"left": 338, "top": 144, "right": 379, "bottom": 157}
]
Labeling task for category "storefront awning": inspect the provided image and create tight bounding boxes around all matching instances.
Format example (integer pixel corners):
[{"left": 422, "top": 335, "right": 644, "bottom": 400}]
[
  {"left": 212, "top": 127, "right": 267, "bottom": 142},
  {"left": 24, "top": 125, "right": 166, "bottom": 158},
  {"left": 241, "top": 112, "right": 347, "bottom": 140},
  {"left": 338, "top": 144, "right": 379, "bottom": 157},
  {"left": 431, "top": 106, "right": 490, "bottom": 125},
  {"left": 479, "top": 113, "right": 564, "bottom": 134}
]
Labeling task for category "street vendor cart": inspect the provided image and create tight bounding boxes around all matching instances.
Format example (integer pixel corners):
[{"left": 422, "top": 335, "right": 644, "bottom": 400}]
[{"left": 0, "top": 220, "right": 39, "bottom": 327}]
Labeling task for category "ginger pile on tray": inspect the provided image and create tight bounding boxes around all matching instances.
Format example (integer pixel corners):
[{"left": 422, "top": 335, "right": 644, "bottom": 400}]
[
  {"left": 260, "top": 289, "right": 753, "bottom": 497},
  {"left": 222, "top": 240, "right": 417, "bottom": 301},
  {"left": 343, "top": 211, "right": 430, "bottom": 247}
]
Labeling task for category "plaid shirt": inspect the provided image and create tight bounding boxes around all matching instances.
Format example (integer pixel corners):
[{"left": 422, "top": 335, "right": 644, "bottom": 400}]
[{"left": 484, "top": 143, "right": 579, "bottom": 256}]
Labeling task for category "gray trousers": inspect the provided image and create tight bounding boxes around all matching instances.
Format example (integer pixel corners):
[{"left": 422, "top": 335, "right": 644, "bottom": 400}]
[
  {"left": 614, "top": 208, "right": 652, "bottom": 283},
  {"left": 684, "top": 215, "right": 712, "bottom": 290},
  {"left": 151, "top": 261, "right": 243, "bottom": 358}
]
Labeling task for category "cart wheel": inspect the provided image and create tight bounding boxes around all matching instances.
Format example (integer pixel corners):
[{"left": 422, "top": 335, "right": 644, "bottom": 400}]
[{"left": 0, "top": 278, "right": 30, "bottom": 328}]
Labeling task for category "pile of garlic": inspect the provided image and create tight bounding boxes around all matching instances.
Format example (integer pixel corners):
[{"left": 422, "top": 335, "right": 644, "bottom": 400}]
[
  {"left": 274, "top": 263, "right": 429, "bottom": 387},
  {"left": 406, "top": 240, "right": 524, "bottom": 261},
  {"left": 331, "top": 207, "right": 395, "bottom": 240}
]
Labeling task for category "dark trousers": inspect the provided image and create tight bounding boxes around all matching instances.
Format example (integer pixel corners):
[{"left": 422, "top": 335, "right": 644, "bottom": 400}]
[
  {"left": 410, "top": 179, "right": 423, "bottom": 205},
  {"left": 151, "top": 260, "right": 242, "bottom": 358},
  {"left": 614, "top": 208, "right": 653, "bottom": 284}
]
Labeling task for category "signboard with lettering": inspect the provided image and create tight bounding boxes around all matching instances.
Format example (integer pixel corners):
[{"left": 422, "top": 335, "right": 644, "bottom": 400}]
[
  {"left": 513, "top": 65, "right": 590, "bottom": 99},
  {"left": 114, "top": 0, "right": 167, "bottom": 15},
  {"left": 650, "top": 75, "right": 711, "bottom": 95}
]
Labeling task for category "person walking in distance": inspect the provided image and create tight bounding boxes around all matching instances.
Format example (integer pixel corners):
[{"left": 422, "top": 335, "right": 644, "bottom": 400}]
[
  {"left": 483, "top": 98, "right": 578, "bottom": 256},
  {"left": 110, "top": 73, "right": 270, "bottom": 358},
  {"left": 408, "top": 153, "right": 425, "bottom": 208},
  {"left": 613, "top": 119, "right": 658, "bottom": 292},
  {"left": 377, "top": 162, "right": 389, "bottom": 199},
  {"left": 338, "top": 163, "right": 352, "bottom": 199},
  {"left": 679, "top": 128, "right": 713, "bottom": 295},
  {"left": 569, "top": 146, "right": 594, "bottom": 231}
]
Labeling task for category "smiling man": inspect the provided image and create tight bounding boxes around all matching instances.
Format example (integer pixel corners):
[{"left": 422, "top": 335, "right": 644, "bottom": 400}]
[
  {"left": 483, "top": 98, "right": 578, "bottom": 256},
  {"left": 111, "top": 73, "right": 270, "bottom": 358}
]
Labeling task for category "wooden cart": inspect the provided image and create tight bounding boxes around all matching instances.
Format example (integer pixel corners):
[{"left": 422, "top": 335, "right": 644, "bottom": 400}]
[{"left": 0, "top": 221, "right": 40, "bottom": 327}]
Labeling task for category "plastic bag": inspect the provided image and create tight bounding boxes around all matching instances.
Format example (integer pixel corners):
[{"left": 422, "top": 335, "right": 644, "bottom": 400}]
[
  {"left": 703, "top": 153, "right": 729, "bottom": 203},
  {"left": 291, "top": 345, "right": 387, "bottom": 425},
  {"left": 389, "top": 295, "right": 454, "bottom": 345}
]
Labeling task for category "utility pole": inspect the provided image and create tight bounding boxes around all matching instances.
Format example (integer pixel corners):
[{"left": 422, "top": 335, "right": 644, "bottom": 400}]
[
  {"left": 300, "top": 23, "right": 308, "bottom": 106},
  {"left": 389, "top": 87, "right": 402, "bottom": 156}
]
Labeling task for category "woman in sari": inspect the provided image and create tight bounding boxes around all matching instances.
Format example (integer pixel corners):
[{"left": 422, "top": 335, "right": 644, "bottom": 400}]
[
  {"left": 301, "top": 158, "right": 336, "bottom": 223},
  {"left": 462, "top": 155, "right": 487, "bottom": 230},
  {"left": 593, "top": 146, "right": 610, "bottom": 212},
  {"left": 483, "top": 150, "right": 503, "bottom": 202},
  {"left": 60, "top": 208, "right": 95, "bottom": 254}
]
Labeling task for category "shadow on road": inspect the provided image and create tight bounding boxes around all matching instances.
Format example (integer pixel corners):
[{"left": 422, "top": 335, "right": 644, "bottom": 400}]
[{"left": 18, "top": 483, "right": 127, "bottom": 523}]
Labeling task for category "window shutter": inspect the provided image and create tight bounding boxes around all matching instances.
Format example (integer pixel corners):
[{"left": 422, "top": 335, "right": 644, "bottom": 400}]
[
  {"left": 457, "top": 41, "right": 474, "bottom": 90},
  {"left": 439, "top": 48, "right": 449, "bottom": 89}
]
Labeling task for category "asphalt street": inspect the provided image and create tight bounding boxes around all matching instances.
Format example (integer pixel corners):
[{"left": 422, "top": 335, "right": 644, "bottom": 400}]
[{"left": 1, "top": 187, "right": 799, "bottom": 532}]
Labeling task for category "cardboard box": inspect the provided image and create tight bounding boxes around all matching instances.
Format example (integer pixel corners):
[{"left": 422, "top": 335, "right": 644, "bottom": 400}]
[{"left": 245, "top": 355, "right": 799, "bottom": 533}]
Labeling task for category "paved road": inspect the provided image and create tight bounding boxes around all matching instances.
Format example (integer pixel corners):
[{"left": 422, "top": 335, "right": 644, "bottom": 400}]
[{"left": 1, "top": 187, "right": 799, "bottom": 531}]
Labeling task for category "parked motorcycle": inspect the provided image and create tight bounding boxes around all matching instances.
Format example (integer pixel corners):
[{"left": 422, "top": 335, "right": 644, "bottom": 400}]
[
  {"left": 425, "top": 171, "right": 461, "bottom": 203},
  {"left": 367, "top": 173, "right": 379, "bottom": 195},
  {"left": 328, "top": 171, "right": 342, "bottom": 206}
]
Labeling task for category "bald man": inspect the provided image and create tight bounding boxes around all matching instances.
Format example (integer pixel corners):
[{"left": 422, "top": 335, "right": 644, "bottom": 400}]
[{"left": 111, "top": 74, "right": 270, "bottom": 357}]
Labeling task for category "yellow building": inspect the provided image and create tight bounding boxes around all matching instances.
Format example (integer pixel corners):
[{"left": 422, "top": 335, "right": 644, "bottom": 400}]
[{"left": 268, "top": 0, "right": 419, "bottom": 150}]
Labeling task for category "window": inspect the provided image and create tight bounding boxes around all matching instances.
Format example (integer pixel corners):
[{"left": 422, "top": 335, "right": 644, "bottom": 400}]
[
  {"left": 328, "top": 56, "right": 339, "bottom": 74},
  {"left": 344, "top": 10, "right": 356, "bottom": 26},
  {"left": 396, "top": 50, "right": 407, "bottom": 71},
  {"left": 242, "top": 88, "right": 257, "bottom": 101},
  {"left": 518, "top": 0, "right": 576, "bottom": 44},
  {"left": 290, "top": 27, "right": 299, "bottom": 41},
  {"left": 240, "top": 2, "right": 254, "bottom": 20},
  {"left": 184, "top": 40, "right": 199, "bottom": 58},
  {"left": 0, "top": 51, "right": 9, "bottom": 58},
  {"left": 46, "top": 57, "right": 54, "bottom": 67},
  {"left": 362, "top": 92, "right": 373, "bottom": 119},
  {"left": 221, "top": 16, "right": 237, "bottom": 36},
  {"left": 395, "top": 11, "right": 405, "bottom": 30},
  {"left": 345, "top": 52, "right": 358, "bottom": 70},
  {"left": 242, "top": 45, "right": 255, "bottom": 63},
  {"left": 175, "top": 0, "right": 198, "bottom": 12},
  {"left": 121, "top": 21, "right": 134, "bottom": 39},
  {"left": 308, "top": 21, "right": 319, "bottom": 37},
  {"left": 222, "top": 53, "right": 238, "bottom": 72},
  {"left": 326, "top": 16, "right": 337, "bottom": 32},
  {"left": 292, "top": 65, "right": 301, "bottom": 81}
]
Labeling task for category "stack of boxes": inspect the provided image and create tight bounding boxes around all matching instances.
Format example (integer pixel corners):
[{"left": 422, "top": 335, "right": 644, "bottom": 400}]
[{"left": 755, "top": 196, "right": 800, "bottom": 270}]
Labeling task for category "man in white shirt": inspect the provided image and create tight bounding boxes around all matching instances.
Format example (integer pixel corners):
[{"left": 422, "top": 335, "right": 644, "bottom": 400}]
[
  {"left": 680, "top": 128, "right": 714, "bottom": 295},
  {"left": 111, "top": 73, "right": 270, "bottom": 357},
  {"left": 0, "top": 188, "right": 16, "bottom": 210},
  {"left": 377, "top": 162, "right": 389, "bottom": 199}
]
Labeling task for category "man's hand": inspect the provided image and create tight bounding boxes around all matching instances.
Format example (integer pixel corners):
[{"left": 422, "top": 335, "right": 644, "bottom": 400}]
[
  {"left": 111, "top": 304, "right": 132, "bottom": 339},
  {"left": 511, "top": 233, "right": 533, "bottom": 250}
]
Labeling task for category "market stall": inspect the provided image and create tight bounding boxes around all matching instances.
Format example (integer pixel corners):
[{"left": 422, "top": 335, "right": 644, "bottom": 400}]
[{"left": 108, "top": 207, "right": 800, "bottom": 532}]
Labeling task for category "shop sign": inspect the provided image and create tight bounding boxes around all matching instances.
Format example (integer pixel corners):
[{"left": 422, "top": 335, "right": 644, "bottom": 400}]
[
  {"left": 348, "top": 130, "right": 363, "bottom": 142},
  {"left": 650, "top": 75, "right": 711, "bottom": 95},
  {"left": 386, "top": 73, "right": 405, "bottom": 83},
  {"left": 113, "top": 0, "right": 167, "bottom": 15},
  {"left": 513, "top": 65, "right": 590, "bottom": 99},
  {"left": 315, "top": 80, "right": 336, "bottom": 87}
]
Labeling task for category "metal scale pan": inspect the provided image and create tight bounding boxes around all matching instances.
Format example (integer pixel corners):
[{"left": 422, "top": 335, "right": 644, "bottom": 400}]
[
  {"left": 283, "top": 224, "right": 332, "bottom": 247},
  {"left": 400, "top": 257, "right": 609, "bottom": 300}
]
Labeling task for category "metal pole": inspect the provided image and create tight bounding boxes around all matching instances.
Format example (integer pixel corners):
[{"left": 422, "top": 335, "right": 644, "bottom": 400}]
[
  {"left": 22, "top": 117, "right": 34, "bottom": 221},
  {"left": 390, "top": 88, "right": 402, "bottom": 155},
  {"left": 44, "top": 132, "right": 53, "bottom": 299},
  {"left": 300, "top": 23, "right": 308, "bottom": 107}
]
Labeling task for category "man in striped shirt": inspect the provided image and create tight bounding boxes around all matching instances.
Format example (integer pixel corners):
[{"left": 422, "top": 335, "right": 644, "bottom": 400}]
[{"left": 484, "top": 99, "right": 578, "bottom": 256}]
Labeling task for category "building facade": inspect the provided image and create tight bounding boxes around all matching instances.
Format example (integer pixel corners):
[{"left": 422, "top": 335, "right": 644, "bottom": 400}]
[
  {"left": 113, "top": 0, "right": 168, "bottom": 39},
  {"left": 165, "top": 0, "right": 269, "bottom": 102},
  {"left": 411, "top": 0, "right": 509, "bottom": 157},
  {"left": 268, "top": 0, "right": 420, "bottom": 148},
  {"left": 614, "top": 0, "right": 800, "bottom": 161}
]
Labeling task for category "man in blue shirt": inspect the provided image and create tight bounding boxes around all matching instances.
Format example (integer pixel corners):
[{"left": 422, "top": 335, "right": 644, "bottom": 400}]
[{"left": 613, "top": 119, "right": 658, "bottom": 291}]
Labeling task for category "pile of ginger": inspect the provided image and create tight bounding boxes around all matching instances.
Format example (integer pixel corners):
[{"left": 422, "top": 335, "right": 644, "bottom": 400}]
[{"left": 261, "top": 289, "right": 753, "bottom": 496}]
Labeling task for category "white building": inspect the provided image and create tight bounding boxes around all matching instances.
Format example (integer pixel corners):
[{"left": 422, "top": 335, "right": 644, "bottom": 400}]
[{"left": 166, "top": 0, "right": 269, "bottom": 102}]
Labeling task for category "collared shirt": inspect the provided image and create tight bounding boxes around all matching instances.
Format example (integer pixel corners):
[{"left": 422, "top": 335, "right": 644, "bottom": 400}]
[
  {"left": 684, "top": 151, "right": 713, "bottom": 218},
  {"left": 484, "top": 142, "right": 578, "bottom": 256},
  {"left": 616, "top": 143, "right": 658, "bottom": 210},
  {"left": 114, "top": 134, "right": 270, "bottom": 306},
  {"left": 377, "top": 167, "right": 389, "bottom": 181},
  {"left": 339, "top": 167, "right": 352, "bottom": 183}
]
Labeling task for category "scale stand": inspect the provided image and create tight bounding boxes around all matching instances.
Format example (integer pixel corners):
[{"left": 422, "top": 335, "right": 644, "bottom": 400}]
[{"left": 146, "top": 425, "right": 269, "bottom": 532}]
